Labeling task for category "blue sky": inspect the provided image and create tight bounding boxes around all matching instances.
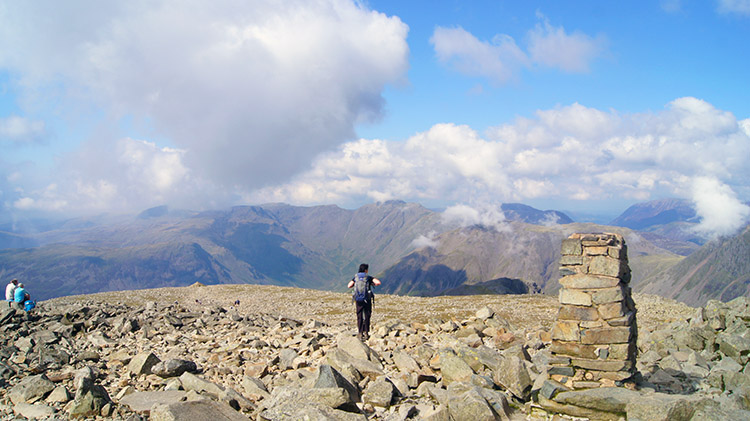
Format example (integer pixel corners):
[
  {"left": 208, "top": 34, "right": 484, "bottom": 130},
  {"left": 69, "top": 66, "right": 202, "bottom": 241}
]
[{"left": 0, "top": 0, "right": 749, "bottom": 236}]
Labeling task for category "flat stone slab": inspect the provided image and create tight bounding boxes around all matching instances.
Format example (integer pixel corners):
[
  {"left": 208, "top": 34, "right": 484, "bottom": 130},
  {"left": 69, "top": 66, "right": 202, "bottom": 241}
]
[
  {"left": 150, "top": 399, "right": 252, "bottom": 421},
  {"left": 13, "top": 402, "right": 57, "bottom": 419},
  {"left": 119, "top": 390, "right": 188, "bottom": 413},
  {"left": 554, "top": 387, "right": 640, "bottom": 413}
]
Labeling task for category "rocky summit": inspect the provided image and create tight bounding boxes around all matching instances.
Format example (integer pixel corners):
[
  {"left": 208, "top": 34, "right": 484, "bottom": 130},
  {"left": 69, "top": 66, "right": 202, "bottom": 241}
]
[{"left": 1, "top": 284, "right": 750, "bottom": 420}]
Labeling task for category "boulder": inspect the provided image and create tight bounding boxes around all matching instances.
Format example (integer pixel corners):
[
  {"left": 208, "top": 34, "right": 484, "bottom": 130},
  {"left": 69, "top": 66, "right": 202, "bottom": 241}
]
[
  {"left": 8, "top": 374, "right": 56, "bottom": 404},
  {"left": 152, "top": 358, "right": 198, "bottom": 378},
  {"left": 446, "top": 386, "right": 503, "bottom": 421},
  {"left": 150, "top": 399, "right": 250, "bottom": 421},
  {"left": 128, "top": 352, "right": 161, "bottom": 375},
  {"left": 363, "top": 376, "right": 398, "bottom": 408},
  {"left": 439, "top": 350, "right": 474, "bottom": 386},
  {"left": 314, "top": 364, "right": 360, "bottom": 404},
  {"left": 119, "top": 390, "right": 188, "bottom": 414},
  {"left": 12, "top": 402, "right": 57, "bottom": 419},
  {"left": 492, "top": 356, "right": 531, "bottom": 400},
  {"left": 68, "top": 377, "right": 112, "bottom": 418}
]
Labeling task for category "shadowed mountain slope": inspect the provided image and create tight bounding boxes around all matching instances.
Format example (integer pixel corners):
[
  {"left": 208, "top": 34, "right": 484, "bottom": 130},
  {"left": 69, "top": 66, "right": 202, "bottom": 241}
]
[{"left": 640, "top": 224, "right": 750, "bottom": 306}]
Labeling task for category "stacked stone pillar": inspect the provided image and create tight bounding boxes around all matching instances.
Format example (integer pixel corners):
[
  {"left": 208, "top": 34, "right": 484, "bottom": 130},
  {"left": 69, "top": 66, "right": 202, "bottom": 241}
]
[{"left": 549, "top": 233, "right": 637, "bottom": 389}]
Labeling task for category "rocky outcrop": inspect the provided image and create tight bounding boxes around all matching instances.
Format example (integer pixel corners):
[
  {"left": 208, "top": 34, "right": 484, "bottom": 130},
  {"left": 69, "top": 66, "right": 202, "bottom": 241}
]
[{"left": 1, "top": 286, "right": 750, "bottom": 420}]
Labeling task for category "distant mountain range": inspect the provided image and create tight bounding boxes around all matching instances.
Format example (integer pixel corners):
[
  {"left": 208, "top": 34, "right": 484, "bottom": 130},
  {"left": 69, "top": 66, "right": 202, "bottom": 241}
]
[
  {"left": 0, "top": 198, "right": 747, "bottom": 306},
  {"left": 609, "top": 198, "right": 703, "bottom": 253}
]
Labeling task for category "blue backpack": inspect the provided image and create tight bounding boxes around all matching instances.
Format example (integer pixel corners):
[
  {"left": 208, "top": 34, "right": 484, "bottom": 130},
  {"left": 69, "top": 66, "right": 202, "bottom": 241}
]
[
  {"left": 24, "top": 300, "right": 36, "bottom": 311},
  {"left": 352, "top": 273, "right": 370, "bottom": 304}
]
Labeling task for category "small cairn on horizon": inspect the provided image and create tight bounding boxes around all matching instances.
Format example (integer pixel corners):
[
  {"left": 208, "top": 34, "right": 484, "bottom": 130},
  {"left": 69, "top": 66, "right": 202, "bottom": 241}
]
[{"left": 549, "top": 232, "right": 638, "bottom": 389}]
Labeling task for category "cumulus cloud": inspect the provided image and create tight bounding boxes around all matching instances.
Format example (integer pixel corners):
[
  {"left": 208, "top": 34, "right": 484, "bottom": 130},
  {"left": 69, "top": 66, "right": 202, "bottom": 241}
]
[
  {"left": 0, "top": 0, "right": 409, "bottom": 213},
  {"left": 250, "top": 97, "right": 750, "bottom": 238},
  {"left": 430, "top": 14, "right": 605, "bottom": 83},
  {"left": 691, "top": 176, "right": 750, "bottom": 239},
  {"left": 11, "top": 137, "right": 214, "bottom": 215}
]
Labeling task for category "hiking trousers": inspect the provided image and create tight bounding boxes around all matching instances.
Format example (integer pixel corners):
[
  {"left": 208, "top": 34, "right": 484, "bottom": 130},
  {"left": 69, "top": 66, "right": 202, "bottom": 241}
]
[{"left": 355, "top": 300, "right": 372, "bottom": 337}]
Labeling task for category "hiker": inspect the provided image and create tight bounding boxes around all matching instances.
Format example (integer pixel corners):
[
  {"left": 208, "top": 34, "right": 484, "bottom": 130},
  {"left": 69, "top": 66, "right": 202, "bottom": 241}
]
[
  {"left": 14, "top": 282, "right": 31, "bottom": 310},
  {"left": 5, "top": 278, "right": 18, "bottom": 307},
  {"left": 347, "top": 263, "right": 381, "bottom": 341}
]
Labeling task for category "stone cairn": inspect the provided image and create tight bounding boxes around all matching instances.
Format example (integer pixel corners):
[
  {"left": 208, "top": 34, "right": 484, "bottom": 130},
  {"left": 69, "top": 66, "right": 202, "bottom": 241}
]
[{"left": 549, "top": 232, "right": 637, "bottom": 389}]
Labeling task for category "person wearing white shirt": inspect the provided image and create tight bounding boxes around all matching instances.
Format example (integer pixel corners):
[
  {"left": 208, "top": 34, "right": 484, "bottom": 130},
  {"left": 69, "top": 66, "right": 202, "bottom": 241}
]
[{"left": 5, "top": 278, "right": 18, "bottom": 307}]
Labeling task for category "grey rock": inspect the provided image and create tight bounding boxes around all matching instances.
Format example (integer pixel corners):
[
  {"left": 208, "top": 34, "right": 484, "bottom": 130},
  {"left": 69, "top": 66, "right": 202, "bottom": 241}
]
[
  {"left": 363, "top": 377, "right": 397, "bottom": 408},
  {"left": 179, "top": 372, "right": 252, "bottom": 411},
  {"left": 278, "top": 348, "right": 298, "bottom": 370},
  {"left": 12, "top": 402, "right": 57, "bottom": 419},
  {"left": 337, "top": 334, "right": 378, "bottom": 361},
  {"left": 554, "top": 387, "right": 640, "bottom": 413},
  {"left": 241, "top": 376, "right": 270, "bottom": 401},
  {"left": 393, "top": 351, "right": 421, "bottom": 373},
  {"left": 625, "top": 394, "right": 702, "bottom": 421},
  {"left": 45, "top": 385, "right": 71, "bottom": 404},
  {"left": 439, "top": 349, "right": 474, "bottom": 385},
  {"left": 723, "top": 371, "right": 750, "bottom": 393},
  {"left": 446, "top": 387, "right": 501, "bottom": 421},
  {"left": 128, "top": 352, "right": 161, "bottom": 375},
  {"left": 540, "top": 379, "right": 570, "bottom": 400},
  {"left": 326, "top": 347, "right": 384, "bottom": 380},
  {"left": 476, "top": 306, "right": 495, "bottom": 320},
  {"left": 418, "top": 404, "right": 451, "bottom": 421},
  {"left": 68, "top": 376, "right": 112, "bottom": 418},
  {"left": 476, "top": 388, "right": 511, "bottom": 420},
  {"left": 264, "top": 386, "right": 361, "bottom": 417},
  {"left": 9, "top": 374, "right": 56, "bottom": 404},
  {"left": 714, "top": 355, "right": 743, "bottom": 373},
  {"left": 150, "top": 399, "right": 250, "bottom": 421},
  {"left": 492, "top": 356, "right": 531, "bottom": 400},
  {"left": 314, "top": 364, "right": 360, "bottom": 404},
  {"left": 120, "top": 390, "right": 188, "bottom": 413},
  {"left": 260, "top": 401, "right": 366, "bottom": 421},
  {"left": 717, "top": 334, "right": 750, "bottom": 363},
  {"left": 152, "top": 359, "right": 198, "bottom": 378}
]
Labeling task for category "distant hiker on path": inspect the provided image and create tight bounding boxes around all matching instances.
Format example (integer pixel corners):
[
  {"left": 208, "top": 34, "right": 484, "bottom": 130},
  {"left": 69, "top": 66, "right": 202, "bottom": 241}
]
[
  {"left": 5, "top": 278, "right": 18, "bottom": 307},
  {"left": 348, "top": 263, "right": 381, "bottom": 341}
]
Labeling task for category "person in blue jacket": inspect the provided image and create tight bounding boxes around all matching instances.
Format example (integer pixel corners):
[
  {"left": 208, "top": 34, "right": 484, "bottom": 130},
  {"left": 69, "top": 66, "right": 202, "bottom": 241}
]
[{"left": 14, "top": 282, "right": 30, "bottom": 310}]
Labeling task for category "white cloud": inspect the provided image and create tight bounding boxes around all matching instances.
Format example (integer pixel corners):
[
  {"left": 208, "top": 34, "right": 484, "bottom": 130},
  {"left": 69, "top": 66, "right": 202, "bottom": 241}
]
[
  {"left": 12, "top": 137, "right": 203, "bottom": 214},
  {"left": 442, "top": 204, "right": 509, "bottom": 231},
  {"left": 527, "top": 16, "right": 606, "bottom": 73},
  {"left": 430, "top": 15, "right": 605, "bottom": 83},
  {"left": 430, "top": 26, "right": 527, "bottom": 83},
  {"left": 717, "top": 0, "right": 750, "bottom": 15},
  {"left": 540, "top": 212, "right": 561, "bottom": 227},
  {"left": 411, "top": 231, "right": 439, "bottom": 249},
  {"left": 250, "top": 97, "right": 750, "bottom": 221},
  {"left": 0, "top": 115, "right": 45, "bottom": 143},
  {"left": 0, "top": 0, "right": 409, "bottom": 213},
  {"left": 690, "top": 176, "right": 750, "bottom": 239}
]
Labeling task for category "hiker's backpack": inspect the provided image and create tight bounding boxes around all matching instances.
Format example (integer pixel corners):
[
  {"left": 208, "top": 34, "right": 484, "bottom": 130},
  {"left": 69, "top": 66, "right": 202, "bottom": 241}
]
[
  {"left": 352, "top": 273, "right": 370, "bottom": 304},
  {"left": 24, "top": 300, "right": 36, "bottom": 311}
]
